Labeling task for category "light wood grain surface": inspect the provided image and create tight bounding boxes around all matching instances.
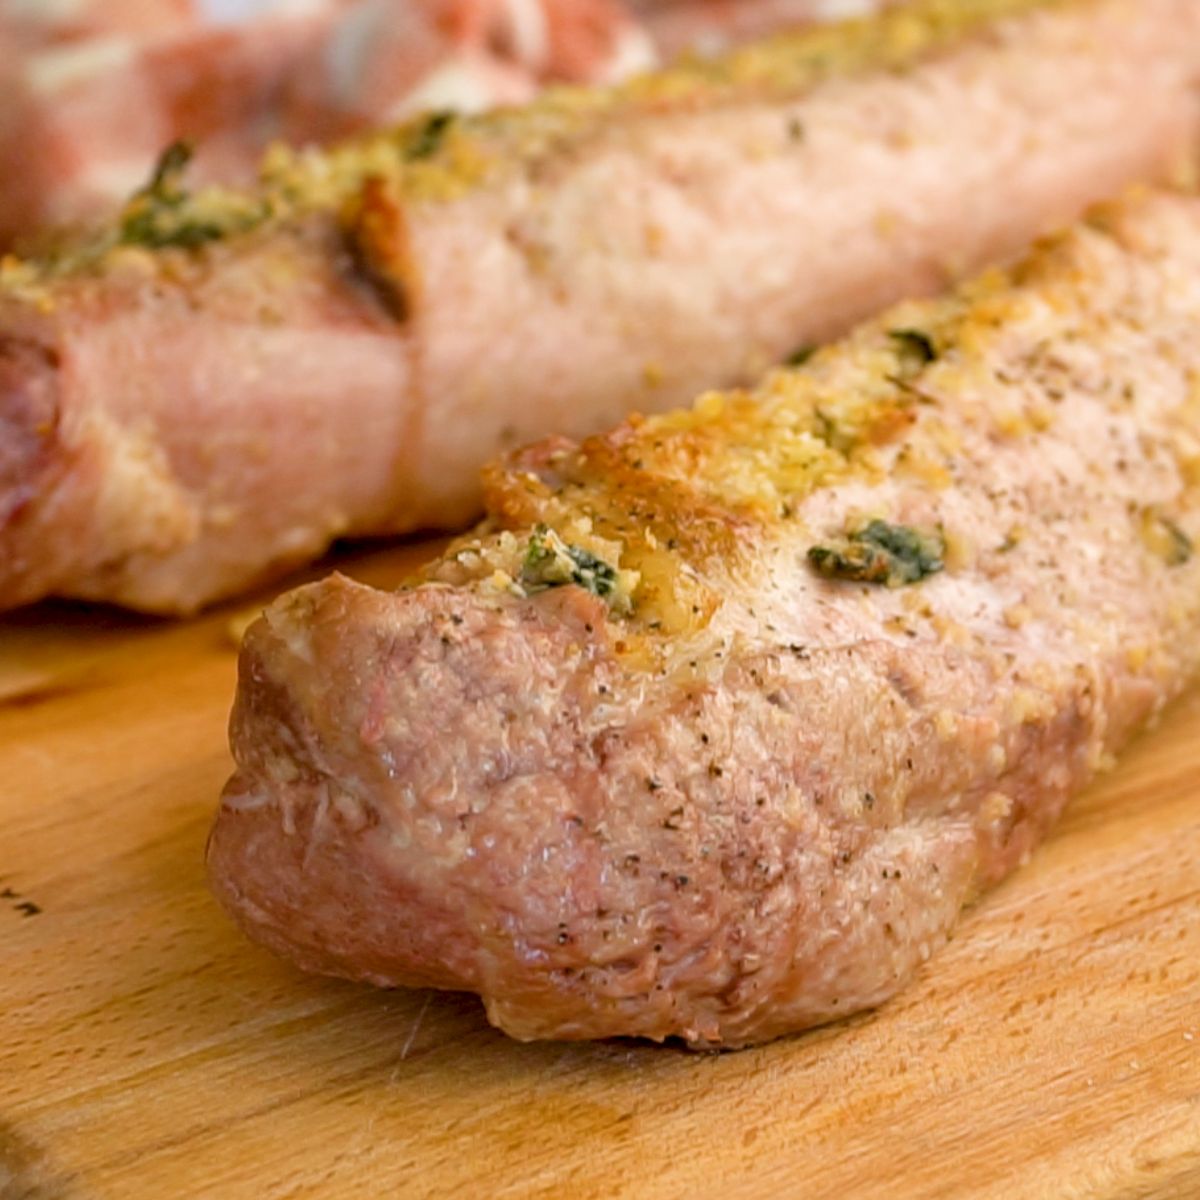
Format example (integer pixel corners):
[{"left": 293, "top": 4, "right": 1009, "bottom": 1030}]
[{"left": 1, "top": 540, "right": 1198, "bottom": 1200}]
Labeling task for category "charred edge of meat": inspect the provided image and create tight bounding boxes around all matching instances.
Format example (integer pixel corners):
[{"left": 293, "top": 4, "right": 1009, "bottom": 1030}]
[
  {"left": 0, "top": 337, "right": 60, "bottom": 528},
  {"left": 342, "top": 177, "right": 413, "bottom": 322},
  {"left": 808, "top": 519, "right": 945, "bottom": 586}
]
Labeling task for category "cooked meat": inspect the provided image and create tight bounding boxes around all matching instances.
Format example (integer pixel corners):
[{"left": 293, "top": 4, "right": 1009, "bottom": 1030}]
[
  {"left": 282, "top": 0, "right": 657, "bottom": 142},
  {"left": 0, "top": 0, "right": 335, "bottom": 248},
  {"left": 208, "top": 189, "right": 1200, "bottom": 1047},
  {"left": 0, "top": 0, "right": 876, "bottom": 248},
  {"left": 4, "top": 0, "right": 1200, "bottom": 614},
  {"left": 0, "top": 0, "right": 655, "bottom": 249}
]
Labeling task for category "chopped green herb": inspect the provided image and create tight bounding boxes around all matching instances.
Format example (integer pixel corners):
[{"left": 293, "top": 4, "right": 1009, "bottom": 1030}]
[
  {"left": 119, "top": 141, "right": 264, "bottom": 250},
  {"left": 405, "top": 111, "right": 456, "bottom": 161},
  {"left": 1143, "top": 512, "right": 1194, "bottom": 566},
  {"left": 521, "top": 525, "right": 619, "bottom": 599},
  {"left": 1164, "top": 518, "right": 1193, "bottom": 565},
  {"left": 810, "top": 405, "right": 856, "bottom": 454},
  {"left": 888, "top": 328, "right": 938, "bottom": 366},
  {"left": 783, "top": 345, "right": 816, "bottom": 368},
  {"left": 148, "top": 141, "right": 193, "bottom": 196},
  {"left": 808, "top": 519, "right": 945, "bottom": 587}
]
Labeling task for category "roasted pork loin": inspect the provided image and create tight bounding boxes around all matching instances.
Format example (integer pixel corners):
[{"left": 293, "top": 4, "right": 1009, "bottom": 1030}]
[
  {"left": 209, "top": 189, "right": 1200, "bottom": 1046},
  {"left": 0, "top": 0, "right": 870, "bottom": 251},
  {"left": 4, "top": 0, "right": 1200, "bottom": 613}
]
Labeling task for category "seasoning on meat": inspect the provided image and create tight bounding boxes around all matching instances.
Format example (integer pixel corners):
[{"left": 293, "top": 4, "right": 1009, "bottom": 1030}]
[
  {"left": 520, "top": 526, "right": 624, "bottom": 602},
  {"left": 207, "top": 190, "right": 1200, "bottom": 1047},
  {"left": 118, "top": 142, "right": 267, "bottom": 250},
  {"left": 808, "top": 519, "right": 945, "bottom": 586},
  {"left": 3, "top": 0, "right": 1199, "bottom": 614}
]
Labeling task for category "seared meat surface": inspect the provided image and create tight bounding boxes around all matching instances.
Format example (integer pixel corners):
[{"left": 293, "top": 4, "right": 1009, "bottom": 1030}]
[
  {"left": 209, "top": 191, "right": 1200, "bottom": 1046},
  {"left": 4, "top": 0, "right": 1199, "bottom": 613}
]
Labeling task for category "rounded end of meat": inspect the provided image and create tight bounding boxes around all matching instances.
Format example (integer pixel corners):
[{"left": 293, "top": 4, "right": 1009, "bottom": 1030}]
[
  {"left": 206, "top": 574, "right": 612, "bottom": 1002},
  {"left": 0, "top": 336, "right": 58, "bottom": 523},
  {"left": 205, "top": 585, "right": 477, "bottom": 993},
  {"left": 207, "top": 572, "right": 720, "bottom": 1042},
  {"left": 0, "top": 333, "right": 70, "bottom": 611}
]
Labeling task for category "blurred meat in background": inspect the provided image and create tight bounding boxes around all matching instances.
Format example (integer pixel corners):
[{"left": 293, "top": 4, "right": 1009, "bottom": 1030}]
[
  {"left": 0, "top": 0, "right": 333, "bottom": 246},
  {"left": 0, "top": 0, "right": 882, "bottom": 247},
  {"left": 633, "top": 0, "right": 883, "bottom": 59},
  {"left": 279, "top": 0, "right": 658, "bottom": 144}
]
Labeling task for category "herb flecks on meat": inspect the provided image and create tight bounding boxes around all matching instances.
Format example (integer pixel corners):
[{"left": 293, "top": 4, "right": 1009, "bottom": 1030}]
[
  {"left": 809, "top": 519, "right": 946, "bottom": 586},
  {"left": 784, "top": 345, "right": 816, "bottom": 367},
  {"left": 119, "top": 142, "right": 267, "bottom": 251},
  {"left": 889, "top": 328, "right": 938, "bottom": 366},
  {"left": 404, "top": 112, "right": 457, "bottom": 162},
  {"left": 521, "top": 526, "right": 626, "bottom": 604},
  {"left": 1140, "top": 509, "right": 1194, "bottom": 566}
]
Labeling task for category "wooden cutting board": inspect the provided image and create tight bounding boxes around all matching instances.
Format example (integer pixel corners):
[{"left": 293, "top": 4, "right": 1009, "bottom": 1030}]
[{"left": 1, "top": 540, "right": 1198, "bottom": 1200}]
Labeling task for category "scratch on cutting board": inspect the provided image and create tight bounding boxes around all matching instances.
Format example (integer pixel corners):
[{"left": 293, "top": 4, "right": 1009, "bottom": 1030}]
[
  {"left": 0, "top": 667, "right": 56, "bottom": 707},
  {"left": 0, "top": 1117, "right": 76, "bottom": 1199},
  {"left": 400, "top": 993, "right": 433, "bottom": 1061},
  {"left": 0, "top": 879, "right": 42, "bottom": 920},
  {"left": 0, "top": 665, "right": 96, "bottom": 711}
]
